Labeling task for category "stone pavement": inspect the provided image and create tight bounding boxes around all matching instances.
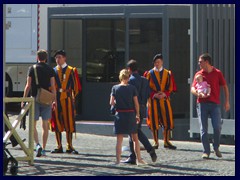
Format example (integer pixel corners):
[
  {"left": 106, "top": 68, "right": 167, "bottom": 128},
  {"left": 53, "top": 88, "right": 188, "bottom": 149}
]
[{"left": 4, "top": 119, "right": 235, "bottom": 176}]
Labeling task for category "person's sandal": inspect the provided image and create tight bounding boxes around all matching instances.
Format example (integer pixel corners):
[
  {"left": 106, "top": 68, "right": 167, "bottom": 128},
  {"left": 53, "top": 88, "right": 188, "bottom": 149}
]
[
  {"left": 137, "top": 160, "right": 148, "bottom": 166},
  {"left": 202, "top": 153, "right": 210, "bottom": 159},
  {"left": 152, "top": 142, "right": 159, "bottom": 149}
]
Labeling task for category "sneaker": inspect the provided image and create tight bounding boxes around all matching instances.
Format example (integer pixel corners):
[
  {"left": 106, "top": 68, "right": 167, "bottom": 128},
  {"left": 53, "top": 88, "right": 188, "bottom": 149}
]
[
  {"left": 121, "top": 157, "right": 136, "bottom": 165},
  {"left": 36, "top": 144, "right": 42, "bottom": 157},
  {"left": 149, "top": 148, "right": 157, "bottom": 162},
  {"left": 202, "top": 153, "right": 210, "bottom": 159},
  {"left": 214, "top": 149, "right": 222, "bottom": 158},
  {"left": 41, "top": 150, "right": 46, "bottom": 156},
  {"left": 122, "top": 146, "right": 130, "bottom": 152}
]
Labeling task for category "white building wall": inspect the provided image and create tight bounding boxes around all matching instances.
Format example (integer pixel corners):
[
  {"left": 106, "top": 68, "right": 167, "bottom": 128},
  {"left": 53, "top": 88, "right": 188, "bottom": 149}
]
[{"left": 38, "top": 4, "right": 64, "bottom": 50}]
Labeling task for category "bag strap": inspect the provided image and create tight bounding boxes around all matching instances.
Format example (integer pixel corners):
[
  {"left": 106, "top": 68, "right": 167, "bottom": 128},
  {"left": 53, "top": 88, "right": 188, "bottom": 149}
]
[{"left": 33, "top": 65, "right": 39, "bottom": 86}]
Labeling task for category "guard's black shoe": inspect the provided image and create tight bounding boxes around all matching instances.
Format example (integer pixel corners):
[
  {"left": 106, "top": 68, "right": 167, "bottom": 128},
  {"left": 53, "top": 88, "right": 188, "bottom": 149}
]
[
  {"left": 51, "top": 147, "right": 63, "bottom": 153},
  {"left": 66, "top": 148, "right": 79, "bottom": 154},
  {"left": 164, "top": 141, "right": 177, "bottom": 150},
  {"left": 149, "top": 148, "right": 157, "bottom": 162},
  {"left": 121, "top": 158, "right": 136, "bottom": 165}
]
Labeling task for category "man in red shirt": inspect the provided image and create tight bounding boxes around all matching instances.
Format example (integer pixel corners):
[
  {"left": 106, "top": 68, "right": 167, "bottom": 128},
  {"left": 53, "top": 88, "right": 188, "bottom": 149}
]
[{"left": 191, "top": 53, "right": 230, "bottom": 159}]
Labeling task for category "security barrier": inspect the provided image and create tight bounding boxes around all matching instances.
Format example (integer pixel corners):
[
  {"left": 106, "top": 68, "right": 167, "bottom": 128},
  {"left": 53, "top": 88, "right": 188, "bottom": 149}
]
[{"left": 3, "top": 97, "right": 35, "bottom": 165}]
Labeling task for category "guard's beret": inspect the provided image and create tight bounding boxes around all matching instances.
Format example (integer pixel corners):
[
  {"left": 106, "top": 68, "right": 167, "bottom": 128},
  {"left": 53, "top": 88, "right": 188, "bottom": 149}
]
[
  {"left": 153, "top": 53, "right": 163, "bottom": 63},
  {"left": 54, "top": 50, "right": 66, "bottom": 57}
]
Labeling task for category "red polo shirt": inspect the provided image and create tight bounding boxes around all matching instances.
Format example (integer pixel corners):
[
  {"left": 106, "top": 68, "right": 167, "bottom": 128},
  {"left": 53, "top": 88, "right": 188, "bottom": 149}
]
[{"left": 192, "top": 67, "right": 226, "bottom": 104}]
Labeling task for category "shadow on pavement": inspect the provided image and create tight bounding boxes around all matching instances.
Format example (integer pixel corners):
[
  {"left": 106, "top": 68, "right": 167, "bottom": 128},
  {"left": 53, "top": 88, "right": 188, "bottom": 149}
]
[
  {"left": 176, "top": 148, "right": 234, "bottom": 155},
  {"left": 17, "top": 155, "right": 217, "bottom": 176}
]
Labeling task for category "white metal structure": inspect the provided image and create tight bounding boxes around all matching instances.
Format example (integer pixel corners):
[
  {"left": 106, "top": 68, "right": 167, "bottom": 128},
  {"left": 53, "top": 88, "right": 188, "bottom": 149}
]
[
  {"left": 5, "top": 5, "right": 37, "bottom": 95},
  {"left": 5, "top": 4, "right": 131, "bottom": 96},
  {"left": 5, "top": 4, "right": 63, "bottom": 96}
]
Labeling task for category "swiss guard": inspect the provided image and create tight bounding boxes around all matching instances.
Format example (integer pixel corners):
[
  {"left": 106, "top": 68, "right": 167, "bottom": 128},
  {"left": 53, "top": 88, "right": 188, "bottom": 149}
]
[
  {"left": 51, "top": 50, "right": 81, "bottom": 154},
  {"left": 146, "top": 54, "right": 177, "bottom": 150}
]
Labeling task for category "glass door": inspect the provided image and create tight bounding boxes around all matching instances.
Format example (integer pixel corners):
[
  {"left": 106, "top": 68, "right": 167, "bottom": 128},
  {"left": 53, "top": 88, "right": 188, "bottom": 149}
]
[
  {"left": 49, "top": 17, "right": 126, "bottom": 120},
  {"left": 86, "top": 19, "right": 125, "bottom": 82},
  {"left": 84, "top": 19, "right": 126, "bottom": 120},
  {"left": 169, "top": 18, "right": 190, "bottom": 118},
  {"left": 129, "top": 18, "right": 163, "bottom": 74},
  {"left": 50, "top": 19, "right": 83, "bottom": 115}
]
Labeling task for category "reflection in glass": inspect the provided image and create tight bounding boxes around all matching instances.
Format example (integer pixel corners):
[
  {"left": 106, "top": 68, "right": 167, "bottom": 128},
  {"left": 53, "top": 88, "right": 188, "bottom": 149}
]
[
  {"left": 129, "top": 19, "right": 162, "bottom": 74},
  {"left": 86, "top": 20, "right": 125, "bottom": 82}
]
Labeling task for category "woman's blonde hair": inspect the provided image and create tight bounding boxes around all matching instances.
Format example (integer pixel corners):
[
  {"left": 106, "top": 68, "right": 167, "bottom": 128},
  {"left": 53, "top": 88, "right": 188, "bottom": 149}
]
[{"left": 119, "top": 69, "right": 130, "bottom": 81}]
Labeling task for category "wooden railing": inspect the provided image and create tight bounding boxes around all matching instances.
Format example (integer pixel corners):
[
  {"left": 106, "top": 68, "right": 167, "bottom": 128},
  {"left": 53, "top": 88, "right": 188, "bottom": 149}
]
[{"left": 3, "top": 97, "right": 35, "bottom": 165}]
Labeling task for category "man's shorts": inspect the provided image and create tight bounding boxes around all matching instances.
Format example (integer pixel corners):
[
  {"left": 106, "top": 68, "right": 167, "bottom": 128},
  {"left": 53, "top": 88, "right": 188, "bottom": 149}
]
[{"left": 34, "top": 100, "right": 52, "bottom": 121}]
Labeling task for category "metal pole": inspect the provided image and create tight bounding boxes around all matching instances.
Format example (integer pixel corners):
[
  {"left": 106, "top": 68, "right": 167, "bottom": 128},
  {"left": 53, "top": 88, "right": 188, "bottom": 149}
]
[
  {"left": 29, "top": 99, "right": 35, "bottom": 165},
  {"left": 163, "top": 6, "right": 169, "bottom": 68},
  {"left": 125, "top": 15, "right": 129, "bottom": 64},
  {"left": 3, "top": 4, "right": 6, "bottom": 135},
  {"left": 189, "top": 4, "right": 197, "bottom": 138}
]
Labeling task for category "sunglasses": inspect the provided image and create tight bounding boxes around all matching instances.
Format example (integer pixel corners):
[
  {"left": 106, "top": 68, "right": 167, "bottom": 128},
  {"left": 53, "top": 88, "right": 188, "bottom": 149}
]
[{"left": 198, "top": 60, "right": 205, "bottom": 64}]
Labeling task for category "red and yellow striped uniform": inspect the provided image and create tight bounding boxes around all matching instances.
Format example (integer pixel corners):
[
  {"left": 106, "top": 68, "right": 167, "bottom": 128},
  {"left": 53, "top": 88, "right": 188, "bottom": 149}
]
[
  {"left": 53, "top": 65, "right": 79, "bottom": 132},
  {"left": 51, "top": 65, "right": 80, "bottom": 150},
  {"left": 146, "top": 68, "right": 174, "bottom": 145}
]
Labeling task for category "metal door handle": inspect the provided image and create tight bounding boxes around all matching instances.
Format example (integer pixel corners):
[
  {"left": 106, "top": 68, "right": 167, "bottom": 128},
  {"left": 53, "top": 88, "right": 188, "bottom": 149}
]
[
  {"left": 7, "top": 7, "right": 11, "bottom": 14},
  {"left": 6, "top": 21, "right": 11, "bottom": 30}
]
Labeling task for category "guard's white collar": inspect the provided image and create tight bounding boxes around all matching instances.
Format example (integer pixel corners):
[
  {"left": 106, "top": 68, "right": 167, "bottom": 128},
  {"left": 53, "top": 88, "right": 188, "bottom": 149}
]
[
  {"left": 153, "top": 67, "right": 163, "bottom": 72},
  {"left": 59, "top": 63, "right": 67, "bottom": 69}
]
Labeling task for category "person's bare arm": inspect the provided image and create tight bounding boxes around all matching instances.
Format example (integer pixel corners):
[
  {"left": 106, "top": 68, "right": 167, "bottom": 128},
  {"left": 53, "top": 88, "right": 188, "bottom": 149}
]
[
  {"left": 223, "top": 84, "right": 230, "bottom": 111},
  {"left": 191, "top": 86, "right": 198, "bottom": 96},
  {"left": 50, "top": 77, "right": 56, "bottom": 101},
  {"left": 207, "top": 87, "right": 211, "bottom": 96},
  {"left": 50, "top": 77, "right": 57, "bottom": 109},
  {"left": 110, "top": 96, "right": 115, "bottom": 106},
  {"left": 21, "top": 77, "right": 32, "bottom": 108},
  {"left": 133, "top": 96, "right": 140, "bottom": 123},
  {"left": 191, "top": 86, "right": 209, "bottom": 98}
]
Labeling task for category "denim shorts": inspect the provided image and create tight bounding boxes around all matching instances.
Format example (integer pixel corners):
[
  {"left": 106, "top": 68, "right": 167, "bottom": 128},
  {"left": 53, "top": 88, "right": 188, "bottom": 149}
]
[{"left": 34, "top": 100, "right": 52, "bottom": 121}]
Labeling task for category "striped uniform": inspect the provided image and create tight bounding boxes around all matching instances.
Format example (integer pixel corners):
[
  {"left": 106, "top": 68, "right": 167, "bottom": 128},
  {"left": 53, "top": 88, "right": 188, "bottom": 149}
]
[
  {"left": 51, "top": 65, "right": 80, "bottom": 151},
  {"left": 52, "top": 65, "right": 80, "bottom": 133},
  {"left": 146, "top": 68, "right": 174, "bottom": 132}
]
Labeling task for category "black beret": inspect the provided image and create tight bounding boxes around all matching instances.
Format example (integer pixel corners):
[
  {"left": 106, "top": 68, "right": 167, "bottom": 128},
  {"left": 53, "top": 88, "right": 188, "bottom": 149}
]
[
  {"left": 54, "top": 50, "right": 66, "bottom": 57},
  {"left": 153, "top": 53, "right": 163, "bottom": 63}
]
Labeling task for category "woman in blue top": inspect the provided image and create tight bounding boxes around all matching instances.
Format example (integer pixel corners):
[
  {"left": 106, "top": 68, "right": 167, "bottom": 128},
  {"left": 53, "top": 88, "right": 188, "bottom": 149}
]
[{"left": 110, "top": 69, "right": 147, "bottom": 166}]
